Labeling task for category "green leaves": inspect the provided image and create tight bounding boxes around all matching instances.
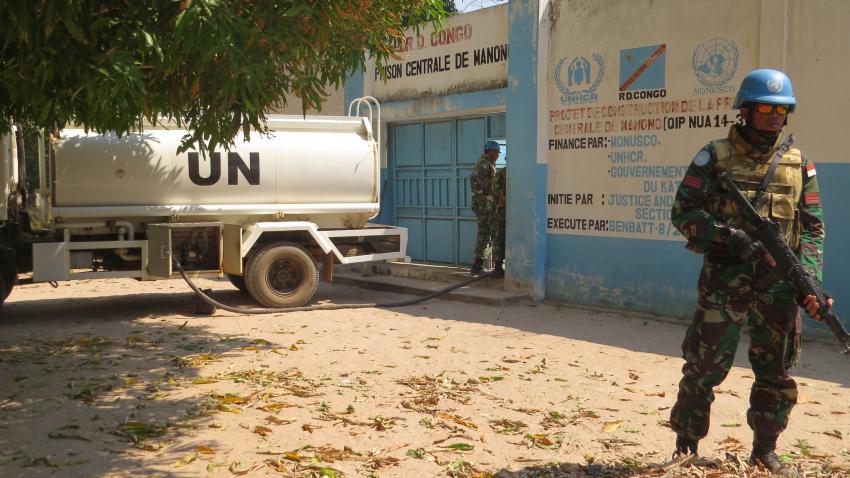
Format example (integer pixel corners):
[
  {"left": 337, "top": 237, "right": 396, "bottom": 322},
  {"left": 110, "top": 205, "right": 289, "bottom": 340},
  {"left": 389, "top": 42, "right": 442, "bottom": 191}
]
[
  {"left": 113, "top": 421, "right": 167, "bottom": 444},
  {"left": 405, "top": 448, "right": 426, "bottom": 459},
  {"left": 0, "top": 0, "right": 447, "bottom": 153},
  {"left": 444, "top": 443, "right": 474, "bottom": 451}
]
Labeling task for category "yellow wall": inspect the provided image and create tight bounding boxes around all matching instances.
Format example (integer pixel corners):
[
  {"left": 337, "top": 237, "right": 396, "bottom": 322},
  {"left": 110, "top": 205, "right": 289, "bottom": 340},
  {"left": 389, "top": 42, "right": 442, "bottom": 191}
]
[
  {"left": 268, "top": 88, "right": 345, "bottom": 116},
  {"left": 545, "top": 0, "right": 847, "bottom": 241}
]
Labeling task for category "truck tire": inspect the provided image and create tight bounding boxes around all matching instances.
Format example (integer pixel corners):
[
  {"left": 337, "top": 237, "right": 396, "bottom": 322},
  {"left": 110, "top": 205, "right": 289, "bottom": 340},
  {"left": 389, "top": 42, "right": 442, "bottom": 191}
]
[
  {"left": 226, "top": 274, "right": 248, "bottom": 293},
  {"left": 244, "top": 242, "right": 319, "bottom": 308}
]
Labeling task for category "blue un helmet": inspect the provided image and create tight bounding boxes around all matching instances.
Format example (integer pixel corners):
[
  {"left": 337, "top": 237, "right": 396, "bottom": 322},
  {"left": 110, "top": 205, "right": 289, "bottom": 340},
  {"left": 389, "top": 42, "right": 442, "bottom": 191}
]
[
  {"left": 733, "top": 69, "right": 796, "bottom": 112},
  {"left": 484, "top": 140, "right": 500, "bottom": 152}
]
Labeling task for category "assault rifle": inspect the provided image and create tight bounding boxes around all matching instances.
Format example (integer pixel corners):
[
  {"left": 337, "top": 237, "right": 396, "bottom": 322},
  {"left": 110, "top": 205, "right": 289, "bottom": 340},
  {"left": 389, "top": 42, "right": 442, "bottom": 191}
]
[{"left": 715, "top": 173, "right": 850, "bottom": 354}]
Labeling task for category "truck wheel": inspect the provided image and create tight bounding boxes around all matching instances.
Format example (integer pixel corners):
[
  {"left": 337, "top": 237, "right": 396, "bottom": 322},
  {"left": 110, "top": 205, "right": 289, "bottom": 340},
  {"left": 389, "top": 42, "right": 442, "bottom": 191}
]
[
  {"left": 226, "top": 274, "right": 248, "bottom": 293},
  {"left": 244, "top": 242, "right": 318, "bottom": 308}
]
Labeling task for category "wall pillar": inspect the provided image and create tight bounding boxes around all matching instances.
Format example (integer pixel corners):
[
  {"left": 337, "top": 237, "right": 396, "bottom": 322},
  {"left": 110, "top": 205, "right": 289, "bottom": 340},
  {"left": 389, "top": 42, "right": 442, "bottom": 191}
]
[{"left": 505, "top": 0, "right": 548, "bottom": 300}]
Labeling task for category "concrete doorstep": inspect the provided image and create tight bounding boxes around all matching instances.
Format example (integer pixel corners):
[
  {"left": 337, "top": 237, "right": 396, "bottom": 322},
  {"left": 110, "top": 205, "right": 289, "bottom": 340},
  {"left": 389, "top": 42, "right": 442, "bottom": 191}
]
[{"left": 334, "top": 261, "right": 528, "bottom": 307}]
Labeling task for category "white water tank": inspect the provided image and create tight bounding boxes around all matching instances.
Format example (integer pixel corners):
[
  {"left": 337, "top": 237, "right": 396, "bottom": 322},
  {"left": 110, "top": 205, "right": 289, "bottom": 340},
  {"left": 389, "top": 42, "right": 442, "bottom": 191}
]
[{"left": 52, "top": 116, "right": 379, "bottom": 227}]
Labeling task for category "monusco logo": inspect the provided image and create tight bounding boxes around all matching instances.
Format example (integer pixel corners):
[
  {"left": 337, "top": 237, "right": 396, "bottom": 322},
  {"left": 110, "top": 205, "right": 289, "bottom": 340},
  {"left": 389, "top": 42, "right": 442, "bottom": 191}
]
[
  {"left": 692, "top": 38, "right": 738, "bottom": 95},
  {"left": 187, "top": 152, "right": 260, "bottom": 186}
]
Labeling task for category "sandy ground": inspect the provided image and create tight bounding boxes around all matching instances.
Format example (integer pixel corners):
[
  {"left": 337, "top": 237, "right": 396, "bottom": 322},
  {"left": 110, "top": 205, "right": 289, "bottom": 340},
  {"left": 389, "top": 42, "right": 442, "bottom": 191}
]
[{"left": 0, "top": 277, "right": 847, "bottom": 478}]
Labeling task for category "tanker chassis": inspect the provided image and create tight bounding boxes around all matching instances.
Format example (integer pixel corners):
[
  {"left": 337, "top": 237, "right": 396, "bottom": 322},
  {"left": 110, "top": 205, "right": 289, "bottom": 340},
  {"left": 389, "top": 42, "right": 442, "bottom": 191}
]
[{"left": 0, "top": 99, "right": 407, "bottom": 309}]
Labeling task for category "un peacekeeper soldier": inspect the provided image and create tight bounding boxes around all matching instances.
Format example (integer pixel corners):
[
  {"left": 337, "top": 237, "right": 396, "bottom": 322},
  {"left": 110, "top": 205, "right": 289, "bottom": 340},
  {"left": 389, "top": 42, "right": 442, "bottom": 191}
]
[
  {"left": 469, "top": 140, "right": 500, "bottom": 275},
  {"left": 491, "top": 165, "right": 507, "bottom": 278},
  {"left": 668, "top": 69, "right": 832, "bottom": 477}
]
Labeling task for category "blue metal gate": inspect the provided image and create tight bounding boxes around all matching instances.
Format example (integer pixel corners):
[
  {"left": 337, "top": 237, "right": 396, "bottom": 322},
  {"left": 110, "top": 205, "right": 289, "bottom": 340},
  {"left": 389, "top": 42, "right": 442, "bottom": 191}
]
[{"left": 388, "top": 114, "right": 505, "bottom": 265}]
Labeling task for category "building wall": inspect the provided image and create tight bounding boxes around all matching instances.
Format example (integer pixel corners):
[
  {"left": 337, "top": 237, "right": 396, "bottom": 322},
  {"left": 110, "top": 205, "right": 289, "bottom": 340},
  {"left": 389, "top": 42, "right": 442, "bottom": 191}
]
[
  {"left": 352, "top": 4, "right": 511, "bottom": 169},
  {"left": 345, "top": 5, "right": 508, "bottom": 263},
  {"left": 349, "top": 0, "right": 850, "bottom": 338},
  {"left": 536, "top": 0, "right": 850, "bottom": 336},
  {"left": 268, "top": 89, "right": 345, "bottom": 116}
]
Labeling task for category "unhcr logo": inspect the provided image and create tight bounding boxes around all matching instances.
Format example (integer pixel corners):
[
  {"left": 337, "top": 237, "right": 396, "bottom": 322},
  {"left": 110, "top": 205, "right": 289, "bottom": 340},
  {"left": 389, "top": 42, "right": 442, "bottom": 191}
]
[{"left": 555, "top": 53, "right": 604, "bottom": 105}]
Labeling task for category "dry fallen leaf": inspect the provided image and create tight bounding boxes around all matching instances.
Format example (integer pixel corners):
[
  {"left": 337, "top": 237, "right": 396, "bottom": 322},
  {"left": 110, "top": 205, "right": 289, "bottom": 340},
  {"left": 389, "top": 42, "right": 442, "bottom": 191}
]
[
  {"left": 265, "top": 415, "right": 294, "bottom": 426},
  {"left": 265, "top": 458, "right": 288, "bottom": 472},
  {"left": 229, "top": 461, "right": 263, "bottom": 475},
  {"left": 173, "top": 453, "right": 196, "bottom": 467},
  {"left": 602, "top": 420, "right": 624, "bottom": 432},
  {"left": 258, "top": 402, "right": 295, "bottom": 412},
  {"left": 716, "top": 436, "right": 746, "bottom": 453},
  {"left": 253, "top": 426, "right": 273, "bottom": 437},
  {"left": 436, "top": 412, "right": 478, "bottom": 430}
]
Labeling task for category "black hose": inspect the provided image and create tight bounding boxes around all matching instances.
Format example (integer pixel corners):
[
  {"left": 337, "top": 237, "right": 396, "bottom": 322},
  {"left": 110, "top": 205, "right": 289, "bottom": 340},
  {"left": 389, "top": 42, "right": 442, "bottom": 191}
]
[{"left": 173, "top": 256, "right": 496, "bottom": 315}]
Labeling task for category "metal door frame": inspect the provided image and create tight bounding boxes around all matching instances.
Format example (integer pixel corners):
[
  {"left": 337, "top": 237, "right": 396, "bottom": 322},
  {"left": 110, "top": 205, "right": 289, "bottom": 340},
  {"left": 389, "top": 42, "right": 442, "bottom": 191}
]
[{"left": 387, "top": 113, "right": 505, "bottom": 265}]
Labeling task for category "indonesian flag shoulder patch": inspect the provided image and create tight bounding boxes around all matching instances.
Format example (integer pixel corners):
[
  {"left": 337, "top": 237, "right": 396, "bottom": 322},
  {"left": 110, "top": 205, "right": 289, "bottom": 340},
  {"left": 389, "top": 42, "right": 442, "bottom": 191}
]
[
  {"left": 682, "top": 175, "right": 703, "bottom": 189},
  {"left": 805, "top": 163, "right": 817, "bottom": 177},
  {"left": 804, "top": 192, "right": 821, "bottom": 205}
]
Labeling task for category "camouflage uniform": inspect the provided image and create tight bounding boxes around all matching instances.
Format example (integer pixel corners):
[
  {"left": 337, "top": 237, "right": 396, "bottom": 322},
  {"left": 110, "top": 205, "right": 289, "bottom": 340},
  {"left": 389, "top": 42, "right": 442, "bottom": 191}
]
[
  {"left": 492, "top": 167, "right": 507, "bottom": 265},
  {"left": 669, "top": 125, "right": 825, "bottom": 446},
  {"left": 470, "top": 153, "right": 497, "bottom": 259}
]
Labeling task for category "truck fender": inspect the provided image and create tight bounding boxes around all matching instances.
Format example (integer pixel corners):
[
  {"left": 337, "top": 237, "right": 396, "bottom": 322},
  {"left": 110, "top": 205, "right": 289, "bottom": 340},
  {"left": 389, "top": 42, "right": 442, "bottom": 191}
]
[{"left": 241, "top": 222, "right": 342, "bottom": 262}]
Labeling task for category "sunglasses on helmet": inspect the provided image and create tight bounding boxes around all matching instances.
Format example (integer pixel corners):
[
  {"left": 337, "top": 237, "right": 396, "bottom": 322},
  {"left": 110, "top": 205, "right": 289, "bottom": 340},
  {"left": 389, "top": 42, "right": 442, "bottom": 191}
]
[{"left": 755, "top": 103, "right": 790, "bottom": 115}]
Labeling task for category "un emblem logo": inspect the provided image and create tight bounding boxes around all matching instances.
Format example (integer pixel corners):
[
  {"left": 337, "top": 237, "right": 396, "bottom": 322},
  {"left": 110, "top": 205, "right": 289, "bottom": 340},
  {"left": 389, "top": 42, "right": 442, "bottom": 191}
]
[
  {"left": 692, "top": 38, "right": 738, "bottom": 87},
  {"left": 766, "top": 78, "right": 784, "bottom": 92},
  {"left": 555, "top": 53, "right": 604, "bottom": 105}
]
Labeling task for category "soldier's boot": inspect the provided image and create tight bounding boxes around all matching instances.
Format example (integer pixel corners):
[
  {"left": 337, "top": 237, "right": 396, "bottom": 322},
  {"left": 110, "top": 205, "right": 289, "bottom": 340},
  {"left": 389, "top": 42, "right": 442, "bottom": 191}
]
[
  {"left": 749, "top": 438, "right": 799, "bottom": 478},
  {"left": 470, "top": 257, "right": 484, "bottom": 275},
  {"left": 673, "top": 435, "right": 698, "bottom": 458}
]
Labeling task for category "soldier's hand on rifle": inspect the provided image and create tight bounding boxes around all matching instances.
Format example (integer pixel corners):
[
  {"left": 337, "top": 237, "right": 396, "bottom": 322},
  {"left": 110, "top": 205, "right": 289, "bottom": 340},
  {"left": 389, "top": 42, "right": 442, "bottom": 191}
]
[
  {"left": 727, "top": 228, "right": 777, "bottom": 266},
  {"left": 761, "top": 250, "right": 777, "bottom": 268},
  {"left": 803, "top": 294, "right": 834, "bottom": 321}
]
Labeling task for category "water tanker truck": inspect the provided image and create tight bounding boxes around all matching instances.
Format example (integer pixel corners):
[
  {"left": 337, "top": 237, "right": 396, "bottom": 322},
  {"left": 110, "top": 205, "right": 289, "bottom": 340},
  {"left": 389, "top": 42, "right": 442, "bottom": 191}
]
[{"left": 0, "top": 98, "right": 407, "bottom": 308}]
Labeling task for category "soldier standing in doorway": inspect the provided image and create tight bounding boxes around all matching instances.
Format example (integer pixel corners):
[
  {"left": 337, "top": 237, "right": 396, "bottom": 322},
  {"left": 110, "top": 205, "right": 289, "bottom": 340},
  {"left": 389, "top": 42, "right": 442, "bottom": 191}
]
[
  {"left": 469, "top": 140, "right": 500, "bottom": 275},
  {"left": 668, "top": 69, "right": 832, "bottom": 478}
]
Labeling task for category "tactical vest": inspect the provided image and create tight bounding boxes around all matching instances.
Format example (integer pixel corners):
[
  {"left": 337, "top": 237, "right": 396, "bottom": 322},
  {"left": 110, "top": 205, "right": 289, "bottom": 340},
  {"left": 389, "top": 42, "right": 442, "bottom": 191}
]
[{"left": 709, "top": 139, "right": 803, "bottom": 249}]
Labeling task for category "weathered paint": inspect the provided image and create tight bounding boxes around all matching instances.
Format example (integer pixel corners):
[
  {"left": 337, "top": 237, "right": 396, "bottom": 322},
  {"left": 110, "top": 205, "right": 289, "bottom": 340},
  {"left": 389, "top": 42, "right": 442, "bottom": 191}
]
[
  {"left": 810, "top": 163, "right": 850, "bottom": 334},
  {"left": 376, "top": 88, "right": 507, "bottom": 122},
  {"left": 541, "top": 0, "right": 850, "bottom": 334},
  {"left": 269, "top": 89, "right": 344, "bottom": 116},
  {"left": 348, "top": 1, "right": 850, "bottom": 339},
  {"left": 546, "top": 234, "right": 698, "bottom": 318},
  {"left": 784, "top": 0, "right": 850, "bottom": 164},
  {"left": 351, "top": 44, "right": 509, "bottom": 261},
  {"left": 343, "top": 68, "right": 365, "bottom": 116},
  {"left": 504, "top": 0, "right": 547, "bottom": 298},
  {"left": 364, "top": 5, "right": 509, "bottom": 103},
  {"left": 546, "top": 0, "right": 759, "bottom": 241}
]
